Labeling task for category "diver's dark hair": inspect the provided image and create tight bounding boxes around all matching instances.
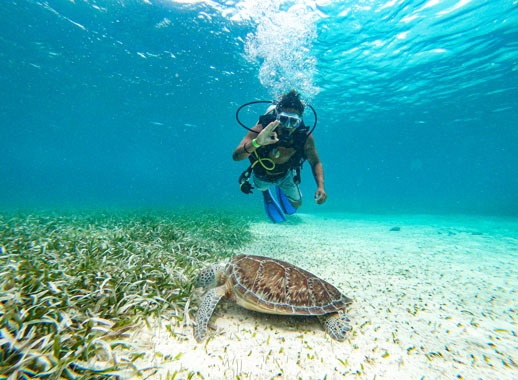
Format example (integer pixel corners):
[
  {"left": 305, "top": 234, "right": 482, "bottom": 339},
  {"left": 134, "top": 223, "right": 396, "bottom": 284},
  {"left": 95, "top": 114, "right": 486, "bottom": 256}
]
[{"left": 277, "top": 89, "right": 305, "bottom": 115}]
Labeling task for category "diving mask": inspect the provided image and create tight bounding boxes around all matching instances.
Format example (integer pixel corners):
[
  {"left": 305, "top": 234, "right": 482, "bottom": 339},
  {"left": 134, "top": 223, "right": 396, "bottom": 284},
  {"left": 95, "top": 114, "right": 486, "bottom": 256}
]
[{"left": 276, "top": 111, "right": 302, "bottom": 129}]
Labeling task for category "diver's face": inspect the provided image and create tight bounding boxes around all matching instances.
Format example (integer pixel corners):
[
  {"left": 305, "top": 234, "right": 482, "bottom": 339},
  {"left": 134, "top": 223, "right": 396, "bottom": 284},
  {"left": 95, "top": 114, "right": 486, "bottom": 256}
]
[{"left": 277, "top": 107, "right": 302, "bottom": 134}]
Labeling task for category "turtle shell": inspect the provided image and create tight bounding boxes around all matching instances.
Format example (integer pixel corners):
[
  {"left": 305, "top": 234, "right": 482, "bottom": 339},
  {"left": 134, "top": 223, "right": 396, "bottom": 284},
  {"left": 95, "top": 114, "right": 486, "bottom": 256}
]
[{"left": 225, "top": 254, "right": 352, "bottom": 315}]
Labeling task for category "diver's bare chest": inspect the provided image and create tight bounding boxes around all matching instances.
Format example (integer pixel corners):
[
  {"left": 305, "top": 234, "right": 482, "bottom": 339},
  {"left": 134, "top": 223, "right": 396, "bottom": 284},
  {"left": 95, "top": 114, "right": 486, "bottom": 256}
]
[{"left": 269, "top": 146, "right": 296, "bottom": 164}]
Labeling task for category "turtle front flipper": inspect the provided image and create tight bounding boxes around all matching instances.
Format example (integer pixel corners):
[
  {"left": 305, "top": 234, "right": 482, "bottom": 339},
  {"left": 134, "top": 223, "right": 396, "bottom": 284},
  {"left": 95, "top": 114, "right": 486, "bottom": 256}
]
[
  {"left": 194, "top": 285, "right": 226, "bottom": 343},
  {"left": 318, "top": 311, "right": 352, "bottom": 341}
]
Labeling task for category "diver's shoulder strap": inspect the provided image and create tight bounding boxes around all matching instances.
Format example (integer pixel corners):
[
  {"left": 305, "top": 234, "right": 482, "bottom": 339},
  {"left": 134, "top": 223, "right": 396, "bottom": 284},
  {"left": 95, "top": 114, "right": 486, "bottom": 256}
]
[
  {"left": 258, "top": 113, "right": 276, "bottom": 128},
  {"left": 265, "top": 104, "right": 276, "bottom": 114},
  {"left": 293, "top": 128, "right": 309, "bottom": 155},
  {"left": 258, "top": 105, "right": 277, "bottom": 127}
]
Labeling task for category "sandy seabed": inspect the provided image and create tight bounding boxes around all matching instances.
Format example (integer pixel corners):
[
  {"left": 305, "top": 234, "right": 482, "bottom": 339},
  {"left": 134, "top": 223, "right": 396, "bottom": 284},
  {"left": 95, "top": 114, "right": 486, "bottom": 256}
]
[{"left": 131, "top": 213, "right": 517, "bottom": 380}]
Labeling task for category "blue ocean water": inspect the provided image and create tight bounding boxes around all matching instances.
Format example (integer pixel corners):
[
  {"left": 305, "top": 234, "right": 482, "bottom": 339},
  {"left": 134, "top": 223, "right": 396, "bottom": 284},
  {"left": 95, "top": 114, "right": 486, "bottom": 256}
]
[{"left": 1, "top": 0, "right": 517, "bottom": 214}]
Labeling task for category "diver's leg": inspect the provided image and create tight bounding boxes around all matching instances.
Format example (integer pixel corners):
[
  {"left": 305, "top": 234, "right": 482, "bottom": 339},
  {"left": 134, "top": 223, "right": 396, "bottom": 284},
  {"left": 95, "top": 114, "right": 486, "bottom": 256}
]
[
  {"left": 277, "top": 171, "right": 302, "bottom": 209},
  {"left": 253, "top": 174, "right": 286, "bottom": 223},
  {"left": 252, "top": 173, "right": 271, "bottom": 193}
]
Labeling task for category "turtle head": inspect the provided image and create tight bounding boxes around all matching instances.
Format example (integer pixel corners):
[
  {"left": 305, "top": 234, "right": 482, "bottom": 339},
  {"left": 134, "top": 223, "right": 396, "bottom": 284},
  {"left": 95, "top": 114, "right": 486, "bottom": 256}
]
[{"left": 194, "top": 265, "right": 225, "bottom": 289}]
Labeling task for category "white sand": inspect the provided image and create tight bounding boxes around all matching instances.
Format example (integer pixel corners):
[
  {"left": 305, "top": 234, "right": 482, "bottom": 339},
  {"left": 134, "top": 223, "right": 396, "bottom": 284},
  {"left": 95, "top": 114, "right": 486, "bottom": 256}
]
[{"left": 130, "top": 213, "right": 518, "bottom": 379}]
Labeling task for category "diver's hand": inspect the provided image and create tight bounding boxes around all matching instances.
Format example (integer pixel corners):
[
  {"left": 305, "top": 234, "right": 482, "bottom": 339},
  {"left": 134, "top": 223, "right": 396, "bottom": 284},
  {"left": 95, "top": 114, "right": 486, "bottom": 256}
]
[
  {"left": 256, "top": 120, "right": 280, "bottom": 146},
  {"left": 315, "top": 187, "right": 327, "bottom": 205}
]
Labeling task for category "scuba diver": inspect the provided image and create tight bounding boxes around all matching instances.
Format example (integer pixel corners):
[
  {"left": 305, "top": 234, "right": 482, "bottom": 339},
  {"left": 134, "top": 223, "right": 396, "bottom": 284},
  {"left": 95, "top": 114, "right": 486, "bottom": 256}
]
[{"left": 233, "top": 89, "right": 327, "bottom": 223}]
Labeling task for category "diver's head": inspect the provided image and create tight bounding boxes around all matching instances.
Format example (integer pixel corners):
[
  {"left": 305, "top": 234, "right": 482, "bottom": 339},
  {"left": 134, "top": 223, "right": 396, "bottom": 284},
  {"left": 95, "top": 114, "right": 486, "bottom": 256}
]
[
  {"left": 276, "top": 89, "right": 304, "bottom": 131},
  {"left": 277, "top": 89, "right": 305, "bottom": 115}
]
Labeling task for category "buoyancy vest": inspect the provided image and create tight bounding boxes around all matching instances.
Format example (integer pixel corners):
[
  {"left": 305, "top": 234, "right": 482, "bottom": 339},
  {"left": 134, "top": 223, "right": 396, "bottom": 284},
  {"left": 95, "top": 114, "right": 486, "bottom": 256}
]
[{"left": 249, "top": 112, "right": 309, "bottom": 181}]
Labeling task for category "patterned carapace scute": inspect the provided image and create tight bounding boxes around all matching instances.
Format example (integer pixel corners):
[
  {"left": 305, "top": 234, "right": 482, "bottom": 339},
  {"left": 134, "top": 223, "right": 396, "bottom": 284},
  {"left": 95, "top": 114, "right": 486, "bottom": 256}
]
[{"left": 226, "top": 254, "right": 352, "bottom": 315}]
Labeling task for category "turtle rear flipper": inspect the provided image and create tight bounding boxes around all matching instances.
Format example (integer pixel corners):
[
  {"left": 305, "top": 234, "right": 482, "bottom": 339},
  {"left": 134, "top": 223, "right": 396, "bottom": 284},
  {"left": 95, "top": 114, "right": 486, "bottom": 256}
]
[
  {"left": 194, "top": 285, "right": 226, "bottom": 343},
  {"left": 318, "top": 312, "right": 351, "bottom": 341}
]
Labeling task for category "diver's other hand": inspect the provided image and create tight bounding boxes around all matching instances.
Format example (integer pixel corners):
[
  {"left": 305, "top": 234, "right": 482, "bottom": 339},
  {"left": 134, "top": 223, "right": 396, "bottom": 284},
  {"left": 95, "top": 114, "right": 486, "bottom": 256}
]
[
  {"left": 315, "top": 187, "right": 327, "bottom": 205},
  {"left": 256, "top": 120, "right": 280, "bottom": 146}
]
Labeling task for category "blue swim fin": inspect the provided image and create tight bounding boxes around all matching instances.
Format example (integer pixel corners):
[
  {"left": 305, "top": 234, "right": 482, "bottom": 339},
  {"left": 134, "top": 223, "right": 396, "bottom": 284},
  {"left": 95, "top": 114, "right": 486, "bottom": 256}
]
[
  {"left": 263, "top": 189, "right": 287, "bottom": 223},
  {"left": 275, "top": 186, "right": 297, "bottom": 215}
]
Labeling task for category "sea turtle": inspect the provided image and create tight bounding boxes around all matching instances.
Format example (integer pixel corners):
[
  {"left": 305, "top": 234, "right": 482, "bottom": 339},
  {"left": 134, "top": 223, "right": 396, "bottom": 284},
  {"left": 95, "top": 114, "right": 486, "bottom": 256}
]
[{"left": 194, "top": 254, "right": 352, "bottom": 342}]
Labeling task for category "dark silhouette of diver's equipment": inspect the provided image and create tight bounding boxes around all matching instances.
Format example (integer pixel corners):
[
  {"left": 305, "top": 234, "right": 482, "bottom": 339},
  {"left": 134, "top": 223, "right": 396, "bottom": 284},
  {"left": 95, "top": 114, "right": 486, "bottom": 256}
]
[
  {"left": 238, "top": 150, "right": 276, "bottom": 194},
  {"left": 238, "top": 166, "right": 253, "bottom": 194}
]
